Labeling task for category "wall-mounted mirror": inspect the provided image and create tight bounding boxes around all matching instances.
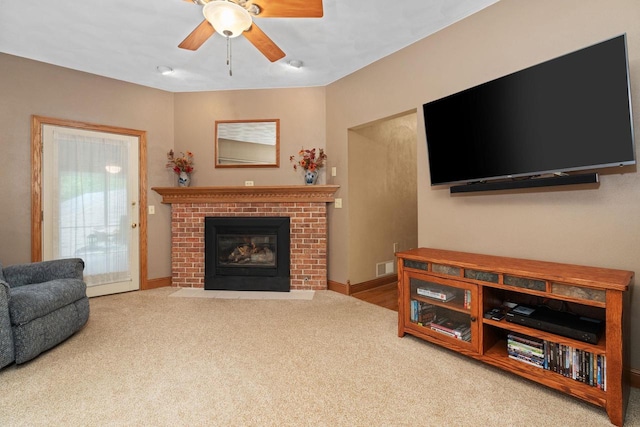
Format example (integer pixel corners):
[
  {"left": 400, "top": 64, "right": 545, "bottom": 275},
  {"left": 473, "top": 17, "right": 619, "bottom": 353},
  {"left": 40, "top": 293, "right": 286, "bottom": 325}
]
[{"left": 215, "top": 119, "right": 280, "bottom": 168}]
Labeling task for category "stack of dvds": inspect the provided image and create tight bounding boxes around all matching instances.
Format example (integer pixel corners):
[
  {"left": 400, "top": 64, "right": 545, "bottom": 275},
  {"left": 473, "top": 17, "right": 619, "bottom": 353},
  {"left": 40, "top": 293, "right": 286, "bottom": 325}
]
[
  {"left": 506, "top": 333, "right": 607, "bottom": 389},
  {"left": 410, "top": 300, "right": 436, "bottom": 326},
  {"left": 507, "top": 333, "right": 545, "bottom": 368},
  {"left": 430, "top": 317, "right": 471, "bottom": 342},
  {"left": 546, "top": 343, "right": 606, "bottom": 390},
  {"left": 463, "top": 289, "right": 472, "bottom": 309},
  {"left": 416, "top": 287, "right": 456, "bottom": 302}
]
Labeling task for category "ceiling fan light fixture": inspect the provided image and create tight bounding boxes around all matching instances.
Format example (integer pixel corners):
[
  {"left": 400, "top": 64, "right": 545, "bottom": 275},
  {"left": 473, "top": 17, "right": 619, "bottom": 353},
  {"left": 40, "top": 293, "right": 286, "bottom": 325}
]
[{"left": 203, "top": 1, "right": 252, "bottom": 38}]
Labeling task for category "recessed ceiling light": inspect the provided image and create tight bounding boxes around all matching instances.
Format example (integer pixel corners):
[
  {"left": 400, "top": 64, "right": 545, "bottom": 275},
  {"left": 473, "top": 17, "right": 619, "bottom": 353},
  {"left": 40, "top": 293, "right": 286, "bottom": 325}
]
[
  {"left": 156, "top": 65, "right": 174, "bottom": 75},
  {"left": 287, "top": 60, "right": 303, "bottom": 69}
]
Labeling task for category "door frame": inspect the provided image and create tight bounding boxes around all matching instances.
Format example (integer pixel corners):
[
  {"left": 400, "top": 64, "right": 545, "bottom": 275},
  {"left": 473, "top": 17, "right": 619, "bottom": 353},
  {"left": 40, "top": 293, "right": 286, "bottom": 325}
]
[{"left": 31, "top": 115, "right": 149, "bottom": 290}]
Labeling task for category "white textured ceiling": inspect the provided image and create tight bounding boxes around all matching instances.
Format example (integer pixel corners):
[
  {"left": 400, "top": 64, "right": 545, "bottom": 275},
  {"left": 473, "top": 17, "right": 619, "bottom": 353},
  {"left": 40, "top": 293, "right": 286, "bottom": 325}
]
[{"left": 0, "top": 0, "right": 498, "bottom": 93}]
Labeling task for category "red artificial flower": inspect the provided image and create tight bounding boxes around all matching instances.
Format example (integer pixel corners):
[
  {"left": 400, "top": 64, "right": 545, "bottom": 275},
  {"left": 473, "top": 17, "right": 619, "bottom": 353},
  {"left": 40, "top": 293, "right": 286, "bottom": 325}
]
[
  {"left": 166, "top": 150, "right": 195, "bottom": 175},
  {"left": 290, "top": 147, "right": 327, "bottom": 173}
]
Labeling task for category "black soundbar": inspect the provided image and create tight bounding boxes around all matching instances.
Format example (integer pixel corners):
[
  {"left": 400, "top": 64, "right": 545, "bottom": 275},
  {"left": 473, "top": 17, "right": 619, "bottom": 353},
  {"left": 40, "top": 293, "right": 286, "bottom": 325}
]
[{"left": 450, "top": 173, "right": 599, "bottom": 194}]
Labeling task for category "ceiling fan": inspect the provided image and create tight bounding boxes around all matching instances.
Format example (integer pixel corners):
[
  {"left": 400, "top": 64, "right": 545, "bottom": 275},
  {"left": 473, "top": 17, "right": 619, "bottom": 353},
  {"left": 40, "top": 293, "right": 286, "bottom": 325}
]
[{"left": 179, "top": 0, "right": 324, "bottom": 64}]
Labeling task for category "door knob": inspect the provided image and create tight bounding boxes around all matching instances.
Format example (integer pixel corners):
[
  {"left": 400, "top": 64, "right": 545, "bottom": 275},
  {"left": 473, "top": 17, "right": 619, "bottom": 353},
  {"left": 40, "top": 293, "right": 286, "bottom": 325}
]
[{"left": 131, "top": 223, "right": 138, "bottom": 229}]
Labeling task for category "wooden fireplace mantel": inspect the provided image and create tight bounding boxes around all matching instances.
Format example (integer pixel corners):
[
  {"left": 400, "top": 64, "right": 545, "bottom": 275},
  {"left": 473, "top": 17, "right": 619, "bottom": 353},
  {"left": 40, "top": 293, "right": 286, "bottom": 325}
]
[{"left": 152, "top": 185, "right": 340, "bottom": 204}]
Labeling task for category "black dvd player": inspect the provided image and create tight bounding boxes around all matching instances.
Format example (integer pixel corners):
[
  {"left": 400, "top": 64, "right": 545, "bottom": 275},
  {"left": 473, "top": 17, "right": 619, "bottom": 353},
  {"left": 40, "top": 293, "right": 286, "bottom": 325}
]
[{"left": 505, "top": 306, "right": 603, "bottom": 344}]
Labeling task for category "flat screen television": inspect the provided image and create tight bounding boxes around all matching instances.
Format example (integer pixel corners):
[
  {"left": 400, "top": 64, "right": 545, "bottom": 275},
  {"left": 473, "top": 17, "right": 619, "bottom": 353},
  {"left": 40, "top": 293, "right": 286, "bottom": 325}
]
[{"left": 423, "top": 34, "right": 636, "bottom": 190}]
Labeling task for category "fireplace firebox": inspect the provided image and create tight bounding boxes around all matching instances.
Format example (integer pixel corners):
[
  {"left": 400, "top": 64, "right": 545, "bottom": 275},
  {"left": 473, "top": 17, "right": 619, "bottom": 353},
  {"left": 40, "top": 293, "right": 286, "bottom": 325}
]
[{"left": 204, "top": 217, "right": 290, "bottom": 291}]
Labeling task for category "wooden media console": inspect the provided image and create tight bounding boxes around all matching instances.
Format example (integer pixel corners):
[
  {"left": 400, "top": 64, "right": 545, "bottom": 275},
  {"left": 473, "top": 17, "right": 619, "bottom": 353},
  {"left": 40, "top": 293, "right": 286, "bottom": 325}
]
[{"left": 397, "top": 248, "right": 633, "bottom": 426}]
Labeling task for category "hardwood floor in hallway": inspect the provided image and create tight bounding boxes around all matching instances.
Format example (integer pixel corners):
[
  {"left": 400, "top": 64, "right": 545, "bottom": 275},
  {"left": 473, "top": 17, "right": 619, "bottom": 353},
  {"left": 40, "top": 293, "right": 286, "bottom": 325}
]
[{"left": 351, "top": 282, "right": 398, "bottom": 311}]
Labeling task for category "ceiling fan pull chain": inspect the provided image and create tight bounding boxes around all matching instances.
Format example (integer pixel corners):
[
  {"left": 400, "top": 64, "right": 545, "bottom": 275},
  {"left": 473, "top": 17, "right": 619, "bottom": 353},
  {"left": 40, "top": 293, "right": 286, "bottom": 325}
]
[{"left": 226, "top": 36, "right": 233, "bottom": 76}]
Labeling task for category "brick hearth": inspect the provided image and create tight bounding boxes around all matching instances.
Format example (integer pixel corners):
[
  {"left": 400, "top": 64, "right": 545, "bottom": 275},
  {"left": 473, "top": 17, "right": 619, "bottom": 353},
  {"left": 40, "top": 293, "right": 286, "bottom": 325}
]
[{"left": 152, "top": 186, "right": 339, "bottom": 290}]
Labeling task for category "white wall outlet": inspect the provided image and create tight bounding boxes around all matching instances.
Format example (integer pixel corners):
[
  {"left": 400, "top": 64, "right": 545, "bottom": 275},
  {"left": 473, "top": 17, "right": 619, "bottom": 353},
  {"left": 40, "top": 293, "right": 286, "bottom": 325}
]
[
  {"left": 335, "top": 198, "right": 342, "bottom": 208},
  {"left": 244, "top": 181, "right": 254, "bottom": 186},
  {"left": 148, "top": 205, "right": 155, "bottom": 215},
  {"left": 331, "top": 166, "right": 337, "bottom": 177},
  {"left": 393, "top": 242, "right": 399, "bottom": 253}
]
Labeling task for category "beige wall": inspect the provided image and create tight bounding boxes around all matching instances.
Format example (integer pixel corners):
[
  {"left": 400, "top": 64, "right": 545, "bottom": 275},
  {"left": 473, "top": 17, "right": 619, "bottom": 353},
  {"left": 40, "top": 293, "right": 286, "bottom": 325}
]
[
  {"left": 0, "top": 57, "right": 325, "bottom": 280},
  {"left": 326, "top": 0, "right": 640, "bottom": 368},
  {"left": 172, "top": 88, "right": 326, "bottom": 187},
  {"left": 348, "top": 112, "right": 418, "bottom": 283},
  {"left": 0, "top": 53, "right": 175, "bottom": 279}
]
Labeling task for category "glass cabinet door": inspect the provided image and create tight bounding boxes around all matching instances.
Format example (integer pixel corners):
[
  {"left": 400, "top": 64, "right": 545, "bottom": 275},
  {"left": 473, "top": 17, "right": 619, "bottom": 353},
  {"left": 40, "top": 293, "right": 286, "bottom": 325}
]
[{"left": 407, "top": 273, "right": 478, "bottom": 349}]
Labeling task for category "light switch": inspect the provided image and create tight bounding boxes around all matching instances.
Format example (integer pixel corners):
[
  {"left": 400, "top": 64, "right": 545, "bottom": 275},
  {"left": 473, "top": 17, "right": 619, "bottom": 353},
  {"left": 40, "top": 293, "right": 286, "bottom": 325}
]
[
  {"left": 335, "top": 198, "right": 342, "bottom": 208},
  {"left": 148, "top": 205, "right": 155, "bottom": 215},
  {"left": 331, "top": 167, "right": 337, "bottom": 177}
]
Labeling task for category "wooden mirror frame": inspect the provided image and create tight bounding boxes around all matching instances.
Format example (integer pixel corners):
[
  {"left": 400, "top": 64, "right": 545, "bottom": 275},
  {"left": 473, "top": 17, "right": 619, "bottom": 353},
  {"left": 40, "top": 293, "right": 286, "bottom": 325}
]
[{"left": 215, "top": 119, "right": 280, "bottom": 168}]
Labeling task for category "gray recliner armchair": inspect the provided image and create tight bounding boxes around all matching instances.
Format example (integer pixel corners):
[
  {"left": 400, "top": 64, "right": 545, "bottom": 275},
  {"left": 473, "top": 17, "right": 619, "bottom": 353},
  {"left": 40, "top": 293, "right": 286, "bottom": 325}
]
[{"left": 0, "top": 258, "right": 90, "bottom": 369}]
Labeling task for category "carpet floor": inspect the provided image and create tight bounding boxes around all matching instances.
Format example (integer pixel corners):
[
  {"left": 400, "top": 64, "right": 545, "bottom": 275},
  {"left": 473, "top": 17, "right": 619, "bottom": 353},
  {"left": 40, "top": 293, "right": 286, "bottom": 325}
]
[
  {"left": 0, "top": 287, "right": 638, "bottom": 426},
  {"left": 169, "top": 288, "right": 315, "bottom": 300}
]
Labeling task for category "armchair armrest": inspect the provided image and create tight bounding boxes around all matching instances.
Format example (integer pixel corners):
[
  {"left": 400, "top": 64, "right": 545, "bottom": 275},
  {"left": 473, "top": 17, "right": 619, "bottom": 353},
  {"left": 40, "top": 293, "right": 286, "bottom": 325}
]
[
  {"left": 3, "top": 258, "right": 85, "bottom": 288},
  {"left": 0, "top": 279, "right": 15, "bottom": 368}
]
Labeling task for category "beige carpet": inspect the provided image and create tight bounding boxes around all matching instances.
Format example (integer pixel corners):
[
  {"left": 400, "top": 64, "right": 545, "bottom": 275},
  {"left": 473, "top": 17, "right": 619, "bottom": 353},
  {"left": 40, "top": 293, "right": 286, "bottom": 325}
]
[
  {"left": 169, "top": 288, "right": 315, "bottom": 300},
  {"left": 0, "top": 287, "right": 638, "bottom": 426}
]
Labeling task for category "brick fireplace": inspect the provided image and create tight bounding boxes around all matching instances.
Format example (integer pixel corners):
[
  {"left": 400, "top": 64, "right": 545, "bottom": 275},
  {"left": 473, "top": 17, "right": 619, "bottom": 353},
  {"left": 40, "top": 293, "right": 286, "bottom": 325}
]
[{"left": 152, "top": 186, "right": 339, "bottom": 290}]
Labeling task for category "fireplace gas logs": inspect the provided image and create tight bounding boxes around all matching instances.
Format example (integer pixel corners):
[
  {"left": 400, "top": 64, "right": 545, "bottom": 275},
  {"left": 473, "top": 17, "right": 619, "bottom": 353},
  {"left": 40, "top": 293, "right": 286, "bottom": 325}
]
[{"left": 225, "top": 242, "right": 275, "bottom": 265}]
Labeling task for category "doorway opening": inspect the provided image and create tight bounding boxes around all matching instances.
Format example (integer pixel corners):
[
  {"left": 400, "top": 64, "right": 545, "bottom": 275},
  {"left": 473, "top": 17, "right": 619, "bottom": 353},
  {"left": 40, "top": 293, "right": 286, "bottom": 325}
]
[{"left": 347, "top": 110, "right": 418, "bottom": 292}]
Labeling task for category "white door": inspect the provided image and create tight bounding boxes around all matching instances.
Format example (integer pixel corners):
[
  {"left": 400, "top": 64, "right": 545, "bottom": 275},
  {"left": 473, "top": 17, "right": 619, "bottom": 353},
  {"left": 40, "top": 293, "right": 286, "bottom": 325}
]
[{"left": 42, "top": 125, "right": 140, "bottom": 297}]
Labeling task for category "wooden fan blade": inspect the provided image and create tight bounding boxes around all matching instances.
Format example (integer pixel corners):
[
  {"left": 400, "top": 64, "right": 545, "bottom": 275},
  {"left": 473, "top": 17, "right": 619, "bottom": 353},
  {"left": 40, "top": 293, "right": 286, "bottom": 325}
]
[
  {"left": 254, "top": 0, "right": 323, "bottom": 18},
  {"left": 244, "top": 23, "right": 286, "bottom": 62},
  {"left": 178, "top": 20, "right": 215, "bottom": 50}
]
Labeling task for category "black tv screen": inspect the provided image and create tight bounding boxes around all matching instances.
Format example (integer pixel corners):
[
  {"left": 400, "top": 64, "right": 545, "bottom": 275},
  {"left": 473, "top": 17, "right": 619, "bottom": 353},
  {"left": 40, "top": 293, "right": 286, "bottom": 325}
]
[{"left": 423, "top": 34, "right": 636, "bottom": 186}]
